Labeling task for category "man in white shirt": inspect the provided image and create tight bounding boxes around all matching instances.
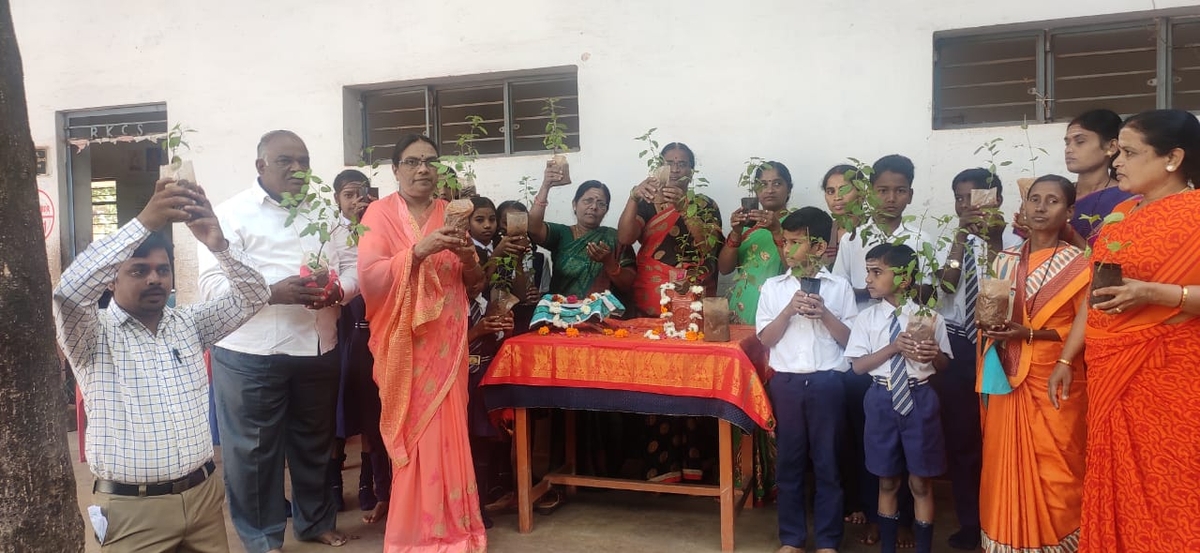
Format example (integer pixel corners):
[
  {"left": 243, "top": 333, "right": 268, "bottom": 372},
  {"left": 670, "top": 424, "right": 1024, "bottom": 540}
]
[
  {"left": 55, "top": 179, "right": 270, "bottom": 552},
  {"left": 931, "top": 168, "right": 1024, "bottom": 551},
  {"left": 198, "top": 130, "right": 357, "bottom": 553},
  {"left": 755, "top": 207, "right": 858, "bottom": 553}
]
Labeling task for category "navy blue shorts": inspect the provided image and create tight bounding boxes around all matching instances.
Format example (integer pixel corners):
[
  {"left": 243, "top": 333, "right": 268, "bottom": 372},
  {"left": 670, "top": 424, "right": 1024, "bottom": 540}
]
[{"left": 863, "top": 382, "right": 946, "bottom": 478}]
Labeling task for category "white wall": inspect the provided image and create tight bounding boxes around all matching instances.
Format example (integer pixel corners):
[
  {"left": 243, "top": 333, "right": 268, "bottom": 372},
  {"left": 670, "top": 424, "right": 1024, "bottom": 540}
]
[{"left": 14, "top": 0, "right": 1189, "bottom": 300}]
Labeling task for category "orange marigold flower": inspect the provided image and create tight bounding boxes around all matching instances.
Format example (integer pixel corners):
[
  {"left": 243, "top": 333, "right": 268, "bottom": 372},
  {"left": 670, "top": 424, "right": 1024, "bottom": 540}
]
[
  {"left": 685, "top": 331, "right": 699, "bottom": 341},
  {"left": 650, "top": 328, "right": 661, "bottom": 336},
  {"left": 698, "top": 332, "right": 705, "bottom": 340},
  {"left": 602, "top": 328, "right": 615, "bottom": 336},
  {"left": 537, "top": 326, "right": 550, "bottom": 336},
  {"left": 660, "top": 305, "right": 670, "bottom": 314},
  {"left": 565, "top": 327, "right": 581, "bottom": 337},
  {"left": 614, "top": 329, "right": 630, "bottom": 338}
]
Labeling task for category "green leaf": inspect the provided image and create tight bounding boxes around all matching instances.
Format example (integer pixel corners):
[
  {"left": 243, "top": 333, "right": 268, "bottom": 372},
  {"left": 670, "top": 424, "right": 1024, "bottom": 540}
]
[{"left": 1102, "top": 212, "right": 1126, "bottom": 225}]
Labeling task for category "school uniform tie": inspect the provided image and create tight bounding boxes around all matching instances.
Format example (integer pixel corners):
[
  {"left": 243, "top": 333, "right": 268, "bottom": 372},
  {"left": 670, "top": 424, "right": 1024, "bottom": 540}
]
[
  {"left": 889, "top": 314, "right": 914, "bottom": 416},
  {"left": 962, "top": 236, "right": 979, "bottom": 345}
]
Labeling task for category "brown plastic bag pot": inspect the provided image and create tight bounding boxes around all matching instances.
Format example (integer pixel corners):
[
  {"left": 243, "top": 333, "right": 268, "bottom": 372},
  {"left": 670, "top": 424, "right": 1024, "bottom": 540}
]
[
  {"left": 906, "top": 313, "right": 936, "bottom": 343},
  {"left": 444, "top": 199, "right": 474, "bottom": 232},
  {"left": 976, "top": 277, "right": 1011, "bottom": 329},
  {"left": 486, "top": 288, "right": 520, "bottom": 318},
  {"left": 702, "top": 297, "right": 730, "bottom": 342},
  {"left": 506, "top": 211, "right": 528, "bottom": 237}
]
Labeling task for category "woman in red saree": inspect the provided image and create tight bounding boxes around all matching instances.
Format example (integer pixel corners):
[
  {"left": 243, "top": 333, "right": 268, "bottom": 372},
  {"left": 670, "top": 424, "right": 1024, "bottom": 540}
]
[
  {"left": 358, "top": 134, "right": 487, "bottom": 552},
  {"left": 978, "top": 175, "right": 1089, "bottom": 552},
  {"left": 617, "top": 142, "right": 724, "bottom": 317},
  {"left": 1069, "top": 109, "right": 1200, "bottom": 551}
]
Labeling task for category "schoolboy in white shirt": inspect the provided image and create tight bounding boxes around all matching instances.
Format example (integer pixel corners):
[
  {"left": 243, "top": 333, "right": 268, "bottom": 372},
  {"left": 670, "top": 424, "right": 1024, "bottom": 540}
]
[{"left": 756, "top": 207, "right": 858, "bottom": 553}]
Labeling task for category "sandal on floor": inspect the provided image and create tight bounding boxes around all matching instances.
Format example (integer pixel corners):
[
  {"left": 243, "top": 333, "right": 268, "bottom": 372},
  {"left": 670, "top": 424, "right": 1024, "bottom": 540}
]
[{"left": 534, "top": 488, "right": 565, "bottom": 515}]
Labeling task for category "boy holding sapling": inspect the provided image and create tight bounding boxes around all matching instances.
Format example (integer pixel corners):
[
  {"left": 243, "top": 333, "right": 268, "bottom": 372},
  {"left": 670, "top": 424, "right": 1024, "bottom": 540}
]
[
  {"left": 755, "top": 207, "right": 858, "bottom": 553},
  {"left": 929, "top": 168, "right": 1022, "bottom": 550},
  {"left": 845, "top": 243, "right": 951, "bottom": 553}
]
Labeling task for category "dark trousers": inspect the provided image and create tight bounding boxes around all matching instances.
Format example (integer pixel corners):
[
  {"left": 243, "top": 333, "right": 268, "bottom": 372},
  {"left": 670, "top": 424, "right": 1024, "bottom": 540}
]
[
  {"left": 930, "top": 333, "right": 982, "bottom": 530},
  {"left": 770, "top": 371, "right": 845, "bottom": 549},
  {"left": 843, "top": 370, "right": 914, "bottom": 525},
  {"left": 211, "top": 347, "right": 340, "bottom": 553}
]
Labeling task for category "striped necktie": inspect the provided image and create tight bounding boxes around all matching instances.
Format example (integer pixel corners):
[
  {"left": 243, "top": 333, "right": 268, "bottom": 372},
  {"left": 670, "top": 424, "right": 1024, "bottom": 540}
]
[
  {"left": 889, "top": 314, "right": 913, "bottom": 415},
  {"left": 962, "top": 236, "right": 978, "bottom": 344}
]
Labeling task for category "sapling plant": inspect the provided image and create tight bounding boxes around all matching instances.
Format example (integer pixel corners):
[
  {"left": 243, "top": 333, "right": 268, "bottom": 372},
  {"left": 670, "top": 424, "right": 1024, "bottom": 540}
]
[
  {"left": 160, "top": 124, "right": 199, "bottom": 189},
  {"left": 281, "top": 169, "right": 368, "bottom": 280},
  {"left": 736, "top": 157, "right": 768, "bottom": 211},
  {"left": 433, "top": 115, "right": 487, "bottom": 199},
  {"left": 1079, "top": 211, "right": 1129, "bottom": 305}
]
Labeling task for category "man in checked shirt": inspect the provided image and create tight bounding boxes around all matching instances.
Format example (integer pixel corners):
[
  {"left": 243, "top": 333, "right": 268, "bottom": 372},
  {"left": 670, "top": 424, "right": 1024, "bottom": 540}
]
[{"left": 54, "top": 177, "right": 271, "bottom": 552}]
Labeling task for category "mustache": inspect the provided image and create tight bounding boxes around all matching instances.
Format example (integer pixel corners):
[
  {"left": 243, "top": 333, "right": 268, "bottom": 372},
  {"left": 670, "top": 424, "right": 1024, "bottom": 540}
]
[{"left": 140, "top": 287, "right": 168, "bottom": 297}]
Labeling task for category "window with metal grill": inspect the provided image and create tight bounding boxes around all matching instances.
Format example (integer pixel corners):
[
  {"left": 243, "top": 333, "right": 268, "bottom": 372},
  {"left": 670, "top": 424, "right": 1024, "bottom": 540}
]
[
  {"left": 356, "top": 71, "right": 579, "bottom": 164},
  {"left": 934, "top": 13, "right": 1200, "bottom": 129}
]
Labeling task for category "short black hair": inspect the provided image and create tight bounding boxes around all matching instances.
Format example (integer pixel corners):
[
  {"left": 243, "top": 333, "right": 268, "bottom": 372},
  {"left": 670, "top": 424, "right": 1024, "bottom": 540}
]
[
  {"left": 495, "top": 200, "right": 528, "bottom": 217},
  {"left": 573, "top": 180, "right": 611, "bottom": 205},
  {"left": 1029, "top": 174, "right": 1077, "bottom": 206},
  {"left": 865, "top": 243, "right": 918, "bottom": 283},
  {"left": 333, "top": 169, "right": 369, "bottom": 195},
  {"left": 821, "top": 164, "right": 856, "bottom": 190},
  {"left": 871, "top": 154, "right": 914, "bottom": 186},
  {"left": 470, "top": 196, "right": 496, "bottom": 212},
  {"left": 780, "top": 207, "right": 834, "bottom": 245},
  {"left": 390, "top": 134, "right": 439, "bottom": 166},
  {"left": 951, "top": 167, "right": 1003, "bottom": 196},
  {"left": 661, "top": 142, "right": 696, "bottom": 168},
  {"left": 132, "top": 232, "right": 174, "bottom": 264},
  {"left": 755, "top": 161, "right": 794, "bottom": 192},
  {"left": 1123, "top": 109, "right": 1200, "bottom": 185}
]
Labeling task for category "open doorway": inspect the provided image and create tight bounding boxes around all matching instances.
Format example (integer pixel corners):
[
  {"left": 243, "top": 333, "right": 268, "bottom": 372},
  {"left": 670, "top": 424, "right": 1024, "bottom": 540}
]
[{"left": 60, "top": 104, "right": 170, "bottom": 265}]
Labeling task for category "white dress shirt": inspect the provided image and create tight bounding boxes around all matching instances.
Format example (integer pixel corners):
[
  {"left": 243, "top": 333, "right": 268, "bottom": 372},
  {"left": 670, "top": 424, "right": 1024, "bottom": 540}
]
[
  {"left": 755, "top": 269, "right": 858, "bottom": 373},
  {"left": 198, "top": 181, "right": 359, "bottom": 356},
  {"left": 844, "top": 300, "right": 953, "bottom": 382},
  {"left": 832, "top": 220, "right": 933, "bottom": 291},
  {"left": 54, "top": 219, "right": 270, "bottom": 482},
  {"left": 937, "top": 228, "right": 1024, "bottom": 326}
]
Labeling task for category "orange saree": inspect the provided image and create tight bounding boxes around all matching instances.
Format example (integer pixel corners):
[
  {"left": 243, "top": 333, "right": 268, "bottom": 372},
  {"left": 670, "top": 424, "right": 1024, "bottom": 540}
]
[
  {"left": 631, "top": 207, "right": 682, "bottom": 316},
  {"left": 1080, "top": 191, "right": 1200, "bottom": 552},
  {"left": 980, "top": 243, "right": 1090, "bottom": 552},
  {"left": 359, "top": 195, "right": 486, "bottom": 553}
]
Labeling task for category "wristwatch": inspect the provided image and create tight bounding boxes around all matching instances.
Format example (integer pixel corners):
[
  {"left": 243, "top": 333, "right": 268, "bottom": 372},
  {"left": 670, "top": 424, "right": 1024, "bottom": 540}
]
[{"left": 946, "top": 259, "right": 962, "bottom": 270}]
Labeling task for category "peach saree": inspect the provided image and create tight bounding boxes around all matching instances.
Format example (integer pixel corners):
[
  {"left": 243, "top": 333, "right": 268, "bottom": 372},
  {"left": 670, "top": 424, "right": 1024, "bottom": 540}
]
[
  {"left": 359, "top": 195, "right": 486, "bottom": 553},
  {"left": 979, "top": 243, "right": 1090, "bottom": 552},
  {"left": 1080, "top": 192, "right": 1200, "bottom": 552}
]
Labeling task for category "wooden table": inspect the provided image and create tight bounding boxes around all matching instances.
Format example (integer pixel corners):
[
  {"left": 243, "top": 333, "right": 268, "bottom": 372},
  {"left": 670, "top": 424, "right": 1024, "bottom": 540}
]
[{"left": 482, "top": 319, "right": 774, "bottom": 551}]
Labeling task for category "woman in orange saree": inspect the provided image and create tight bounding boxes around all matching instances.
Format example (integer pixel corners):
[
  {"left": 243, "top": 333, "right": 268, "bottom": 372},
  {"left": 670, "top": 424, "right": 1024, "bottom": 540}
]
[
  {"left": 1071, "top": 110, "right": 1200, "bottom": 552},
  {"left": 978, "top": 175, "right": 1089, "bottom": 552},
  {"left": 358, "top": 134, "right": 488, "bottom": 553},
  {"left": 616, "top": 142, "right": 724, "bottom": 317}
]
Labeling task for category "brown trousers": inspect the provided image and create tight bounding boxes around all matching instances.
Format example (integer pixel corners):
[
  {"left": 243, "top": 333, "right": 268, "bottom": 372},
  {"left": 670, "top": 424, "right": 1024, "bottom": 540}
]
[{"left": 91, "top": 473, "right": 229, "bottom": 553}]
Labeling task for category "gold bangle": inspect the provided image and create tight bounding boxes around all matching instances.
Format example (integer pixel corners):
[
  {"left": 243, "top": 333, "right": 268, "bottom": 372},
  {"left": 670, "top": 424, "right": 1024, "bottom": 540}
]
[
  {"left": 1027, "top": 327, "right": 1034, "bottom": 344},
  {"left": 1179, "top": 285, "right": 1189, "bottom": 308},
  {"left": 1056, "top": 358, "right": 1072, "bottom": 366}
]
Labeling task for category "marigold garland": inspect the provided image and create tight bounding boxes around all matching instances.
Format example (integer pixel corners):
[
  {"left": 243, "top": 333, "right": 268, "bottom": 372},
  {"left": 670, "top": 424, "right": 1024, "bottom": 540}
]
[
  {"left": 565, "top": 327, "right": 581, "bottom": 338},
  {"left": 614, "top": 329, "right": 630, "bottom": 338},
  {"left": 537, "top": 326, "right": 550, "bottom": 336}
]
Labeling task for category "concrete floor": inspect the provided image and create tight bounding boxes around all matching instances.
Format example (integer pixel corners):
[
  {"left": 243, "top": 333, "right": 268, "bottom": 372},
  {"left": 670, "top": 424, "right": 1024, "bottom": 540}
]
[{"left": 71, "top": 432, "right": 968, "bottom": 552}]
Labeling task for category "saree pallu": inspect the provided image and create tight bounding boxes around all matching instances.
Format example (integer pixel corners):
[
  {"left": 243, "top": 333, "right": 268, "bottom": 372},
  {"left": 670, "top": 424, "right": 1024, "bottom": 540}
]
[
  {"left": 359, "top": 195, "right": 486, "bottom": 553},
  {"left": 980, "top": 243, "right": 1089, "bottom": 553},
  {"left": 728, "top": 225, "right": 785, "bottom": 324},
  {"left": 1080, "top": 192, "right": 1200, "bottom": 552}
]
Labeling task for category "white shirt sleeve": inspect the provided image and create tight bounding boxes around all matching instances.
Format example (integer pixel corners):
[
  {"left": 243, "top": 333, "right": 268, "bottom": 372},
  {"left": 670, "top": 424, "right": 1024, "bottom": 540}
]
[
  {"left": 844, "top": 312, "right": 874, "bottom": 359},
  {"left": 934, "top": 312, "right": 954, "bottom": 360},
  {"left": 756, "top": 279, "right": 784, "bottom": 335},
  {"left": 831, "top": 233, "right": 853, "bottom": 282}
]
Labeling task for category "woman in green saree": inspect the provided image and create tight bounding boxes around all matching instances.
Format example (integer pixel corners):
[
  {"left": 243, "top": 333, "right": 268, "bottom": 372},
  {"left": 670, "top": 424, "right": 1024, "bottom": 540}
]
[
  {"left": 528, "top": 164, "right": 636, "bottom": 299},
  {"left": 717, "top": 160, "right": 793, "bottom": 324}
]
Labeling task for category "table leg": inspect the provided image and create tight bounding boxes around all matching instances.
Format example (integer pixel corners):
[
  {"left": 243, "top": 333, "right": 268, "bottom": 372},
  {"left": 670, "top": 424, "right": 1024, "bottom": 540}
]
[
  {"left": 740, "top": 429, "right": 755, "bottom": 510},
  {"left": 719, "top": 419, "right": 734, "bottom": 552},
  {"left": 564, "top": 409, "right": 577, "bottom": 496},
  {"left": 516, "top": 408, "right": 533, "bottom": 533}
]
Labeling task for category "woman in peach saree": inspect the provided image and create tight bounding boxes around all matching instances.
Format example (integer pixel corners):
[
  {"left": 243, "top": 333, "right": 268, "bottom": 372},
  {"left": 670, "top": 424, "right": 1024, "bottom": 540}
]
[
  {"left": 1069, "top": 110, "right": 1200, "bottom": 551},
  {"left": 978, "top": 175, "right": 1089, "bottom": 552},
  {"left": 359, "top": 134, "right": 487, "bottom": 552}
]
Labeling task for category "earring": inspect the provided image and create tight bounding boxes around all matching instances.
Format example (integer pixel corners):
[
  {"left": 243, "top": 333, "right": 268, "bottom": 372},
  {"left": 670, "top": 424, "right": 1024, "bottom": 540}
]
[{"left": 1168, "top": 164, "right": 1177, "bottom": 172}]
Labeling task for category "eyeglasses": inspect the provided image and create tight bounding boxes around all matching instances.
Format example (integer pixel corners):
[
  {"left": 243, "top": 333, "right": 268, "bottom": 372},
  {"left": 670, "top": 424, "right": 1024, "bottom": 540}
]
[{"left": 398, "top": 156, "right": 439, "bottom": 169}]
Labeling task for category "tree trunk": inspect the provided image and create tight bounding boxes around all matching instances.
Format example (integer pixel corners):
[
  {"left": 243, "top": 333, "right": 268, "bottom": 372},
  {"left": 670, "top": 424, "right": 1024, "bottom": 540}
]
[{"left": 0, "top": 1, "right": 87, "bottom": 550}]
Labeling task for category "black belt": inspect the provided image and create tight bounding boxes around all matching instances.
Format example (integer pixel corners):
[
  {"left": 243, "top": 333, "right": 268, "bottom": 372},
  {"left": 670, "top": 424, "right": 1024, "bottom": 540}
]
[
  {"left": 872, "top": 376, "right": 930, "bottom": 390},
  {"left": 93, "top": 460, "right": 215, "bottom": 497},
  {"left": 354, "top": 321, "right": 370, "bottom": 329}
]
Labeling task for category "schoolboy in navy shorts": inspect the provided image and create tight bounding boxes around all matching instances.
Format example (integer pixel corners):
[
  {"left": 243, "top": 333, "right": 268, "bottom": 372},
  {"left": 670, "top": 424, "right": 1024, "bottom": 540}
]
[
  {"left": 845, "top": 244, "right": 951, "bottom": 553},
  {"left": 756, "top": 208, "right": 858, "bottom": 553}
]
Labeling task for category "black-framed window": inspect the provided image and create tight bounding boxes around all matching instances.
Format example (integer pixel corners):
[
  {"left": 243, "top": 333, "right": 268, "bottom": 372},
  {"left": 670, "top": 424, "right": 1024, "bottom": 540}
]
[
  {"left": 358, "top": 72, "right": 579, "bottom": 164},
  {"left": 934, "top": 14, "right": 1200, "bottom": 129}
]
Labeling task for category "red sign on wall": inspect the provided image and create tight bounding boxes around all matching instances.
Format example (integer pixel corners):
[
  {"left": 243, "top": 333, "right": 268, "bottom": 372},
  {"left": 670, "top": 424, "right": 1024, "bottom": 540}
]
[{"left": 39, "top": 189, "right": 55, "bottom": 239}]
